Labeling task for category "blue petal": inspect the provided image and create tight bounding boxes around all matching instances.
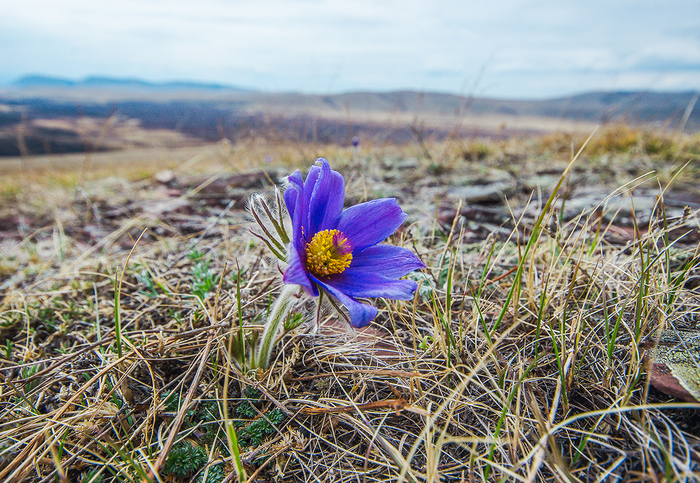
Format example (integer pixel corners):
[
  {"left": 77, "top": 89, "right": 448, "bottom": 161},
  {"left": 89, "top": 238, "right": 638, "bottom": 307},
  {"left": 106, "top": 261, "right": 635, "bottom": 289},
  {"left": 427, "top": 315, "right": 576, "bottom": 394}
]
[
  {"left": 346, "top": 245, "right": 424, "bottom": 278},
  {"left": 315, "top": 278, "right": 379, "bottom": 328},
  {"left": 324, "top": 272, "right": 419, "bottom": 300},
  {"left": 336, "top": 198, "right": 407, "bottom": 251},
  {"left": 284, "top": 170, "right": 306, "bottom": 252},
  {"left": 283, "top": 170, "right": 303, "bottom": 220},
  {"left": 302, "top": 163, "right": 321, "bottom": 226},
  {"left": 283, "top": 244, "right": 318, "bottom": 295},
  {"left": 307, "top": 158, "right": 345, "bottom": 235}
]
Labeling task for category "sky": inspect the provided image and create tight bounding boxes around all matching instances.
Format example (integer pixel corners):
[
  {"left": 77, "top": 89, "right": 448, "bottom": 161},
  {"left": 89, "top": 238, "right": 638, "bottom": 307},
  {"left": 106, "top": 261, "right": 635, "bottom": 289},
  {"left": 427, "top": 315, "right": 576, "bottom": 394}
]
[{"left": 1, "top": 0, "right": 699, "bottom": 99}]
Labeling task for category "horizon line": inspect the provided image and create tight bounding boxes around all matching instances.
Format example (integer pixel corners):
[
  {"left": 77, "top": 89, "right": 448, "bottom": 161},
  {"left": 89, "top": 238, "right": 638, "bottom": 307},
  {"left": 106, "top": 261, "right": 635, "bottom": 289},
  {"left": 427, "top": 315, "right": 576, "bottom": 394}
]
[{"left": 3, "top": 73, "right": 699, "bottom": 102}]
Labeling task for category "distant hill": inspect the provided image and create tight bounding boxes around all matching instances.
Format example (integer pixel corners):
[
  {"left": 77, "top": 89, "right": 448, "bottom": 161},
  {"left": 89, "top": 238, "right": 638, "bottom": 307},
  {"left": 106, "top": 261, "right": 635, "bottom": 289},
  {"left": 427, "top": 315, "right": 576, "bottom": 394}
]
[
  {"left": 1, "top": 75, "right": 698, "bottom": 157},
  {"left": 12, "top": 74, "right": 249, "bottom": 92},
  {"left": 306, "top": 90, "right": 699, "bottom": 129},
  {"left": 5, "top": 76, "right": 697, "bottom": 131}
]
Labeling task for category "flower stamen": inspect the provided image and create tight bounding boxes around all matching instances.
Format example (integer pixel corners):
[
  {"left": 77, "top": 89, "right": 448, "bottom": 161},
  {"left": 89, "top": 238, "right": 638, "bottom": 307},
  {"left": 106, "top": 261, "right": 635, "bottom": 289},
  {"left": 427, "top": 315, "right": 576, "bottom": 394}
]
[{"left": 305, "top": 229, "right": 353, "bottom": 276}]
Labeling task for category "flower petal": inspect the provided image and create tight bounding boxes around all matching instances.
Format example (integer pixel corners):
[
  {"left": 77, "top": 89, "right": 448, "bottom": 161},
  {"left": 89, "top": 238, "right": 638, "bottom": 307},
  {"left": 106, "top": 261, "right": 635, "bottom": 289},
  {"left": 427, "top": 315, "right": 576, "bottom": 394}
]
[
  {"left": 283, "top": 244, "right": 318, "bottom": 295},
  {"left": 336, "top": 198, "right": 407, "bottom": 251},
  {"left": 324, "top": 272, "right": 419, "bottom": 300},
  {"left": 346, "top": 245, "right": 424, "bottom": 278},
  {"left": 307, "top": 158, "right": 345, "bottom": 235},
  {"left": 284, "top": 170, "right": 307, "bottom": 252},
  {"left": 315, "top": 278, "right": 378, "bottom": 328},
  {"left": 283, "top": 170, "right": 303, "bottom": 220}
]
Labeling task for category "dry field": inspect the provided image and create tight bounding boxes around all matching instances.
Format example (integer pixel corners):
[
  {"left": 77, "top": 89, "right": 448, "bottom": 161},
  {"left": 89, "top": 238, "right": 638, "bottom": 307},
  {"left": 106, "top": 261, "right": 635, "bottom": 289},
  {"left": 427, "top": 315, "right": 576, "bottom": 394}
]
[{"left": 1, "top": 125, "right": 700, "bottom": 482}]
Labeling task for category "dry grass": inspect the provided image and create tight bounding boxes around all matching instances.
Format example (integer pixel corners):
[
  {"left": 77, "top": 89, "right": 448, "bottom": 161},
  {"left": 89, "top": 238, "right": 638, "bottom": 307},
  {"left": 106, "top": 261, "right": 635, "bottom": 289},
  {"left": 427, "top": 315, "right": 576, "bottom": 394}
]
[{"left": 1, "top": 130, "right": 699, "bottom": 482}]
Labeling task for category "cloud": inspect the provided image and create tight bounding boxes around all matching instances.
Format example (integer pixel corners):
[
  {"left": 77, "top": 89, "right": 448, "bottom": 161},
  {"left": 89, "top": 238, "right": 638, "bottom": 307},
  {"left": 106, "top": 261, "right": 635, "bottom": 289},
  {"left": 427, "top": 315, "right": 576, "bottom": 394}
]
[{"left": 1, "top": 0, "right": 699, "bottom": 97}]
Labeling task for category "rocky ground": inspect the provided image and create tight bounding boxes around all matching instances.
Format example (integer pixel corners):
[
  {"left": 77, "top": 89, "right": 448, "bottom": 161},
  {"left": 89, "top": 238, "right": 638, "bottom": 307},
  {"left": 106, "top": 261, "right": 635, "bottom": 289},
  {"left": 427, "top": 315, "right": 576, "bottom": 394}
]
[{"left": 3, "top": 147, "right": 699, "bottom": 282}]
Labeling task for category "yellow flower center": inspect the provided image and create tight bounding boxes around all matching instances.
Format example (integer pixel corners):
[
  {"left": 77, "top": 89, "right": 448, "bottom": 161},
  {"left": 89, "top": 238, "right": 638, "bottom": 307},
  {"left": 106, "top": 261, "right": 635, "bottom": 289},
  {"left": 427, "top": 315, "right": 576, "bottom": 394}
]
[{"left": 305, "top": 229, "right": 353, "bottom": 277}]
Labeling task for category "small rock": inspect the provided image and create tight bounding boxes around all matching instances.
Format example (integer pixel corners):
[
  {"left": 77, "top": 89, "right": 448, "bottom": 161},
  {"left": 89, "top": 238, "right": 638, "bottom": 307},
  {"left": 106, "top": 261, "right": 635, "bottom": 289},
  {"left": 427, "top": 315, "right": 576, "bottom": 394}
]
[
  {"left": 155, "top": 170, "right": 176, "bottom": 185},
  {"left": 645, "top": 329, "right": 700, "bottom": 402},
  {"left": 447, "top": 180, "right": 518, "bottom": 204}
]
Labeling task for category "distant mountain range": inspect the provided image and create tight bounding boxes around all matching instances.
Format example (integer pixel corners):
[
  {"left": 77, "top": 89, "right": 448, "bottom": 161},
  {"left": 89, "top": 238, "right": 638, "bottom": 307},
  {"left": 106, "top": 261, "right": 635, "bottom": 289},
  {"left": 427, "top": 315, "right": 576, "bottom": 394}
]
[
  {"left": 12, "top": 74, "right": 249, "bottom": 91},
  {"left": 2, "top": 75, "right": 698, "bottom": 137}
]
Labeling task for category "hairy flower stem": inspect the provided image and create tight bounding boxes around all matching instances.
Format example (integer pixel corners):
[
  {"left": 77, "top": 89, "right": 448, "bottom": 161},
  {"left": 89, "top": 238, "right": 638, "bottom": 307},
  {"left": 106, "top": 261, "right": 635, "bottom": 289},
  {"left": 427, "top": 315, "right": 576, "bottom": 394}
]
[{"left": 255, "top": 284, "right": 297, "bottom": 369}]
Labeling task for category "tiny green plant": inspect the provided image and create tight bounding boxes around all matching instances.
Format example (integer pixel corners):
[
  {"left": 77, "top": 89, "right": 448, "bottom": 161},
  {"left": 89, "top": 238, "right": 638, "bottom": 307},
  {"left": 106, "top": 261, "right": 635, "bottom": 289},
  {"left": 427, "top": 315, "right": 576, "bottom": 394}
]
[
  {"left": 79, "top": 468, "right": 106, "bottom": 483},
  {"left": 163, "top": 440, "right": 208, "bottom": 479},
  {"left": 199, "top": 462, "right": 226, "bottom": 483},
  {"left": 418, "top": 335, "right": 433, "bottom": 351},
  {"left": 135, "top": 267, "right": 159, "bottom": 297},
  {"left": 187, "top": 247, "right": 206, "bottom": 260},
  {"left": 191, "top": 258, "right": 219, "bottom": 301},
  {"left": 237, "top": 408, "right": 286, "bottom": 447},
  {"left": 235, "top": 399, "right": 258, "bottom": 419},
  {"left": 34, "top": 305, "right": 57, "bottom": 332},
  {"left": 20, "top": 364, "right": 39, "bottom": 392}
]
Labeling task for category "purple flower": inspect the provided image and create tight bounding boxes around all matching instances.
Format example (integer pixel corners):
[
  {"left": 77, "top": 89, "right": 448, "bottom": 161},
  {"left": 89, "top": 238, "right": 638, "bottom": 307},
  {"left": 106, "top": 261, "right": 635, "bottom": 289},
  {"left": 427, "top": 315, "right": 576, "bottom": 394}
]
[{"left": 283, "top": 158, "right": 424, "bottom": 327}]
